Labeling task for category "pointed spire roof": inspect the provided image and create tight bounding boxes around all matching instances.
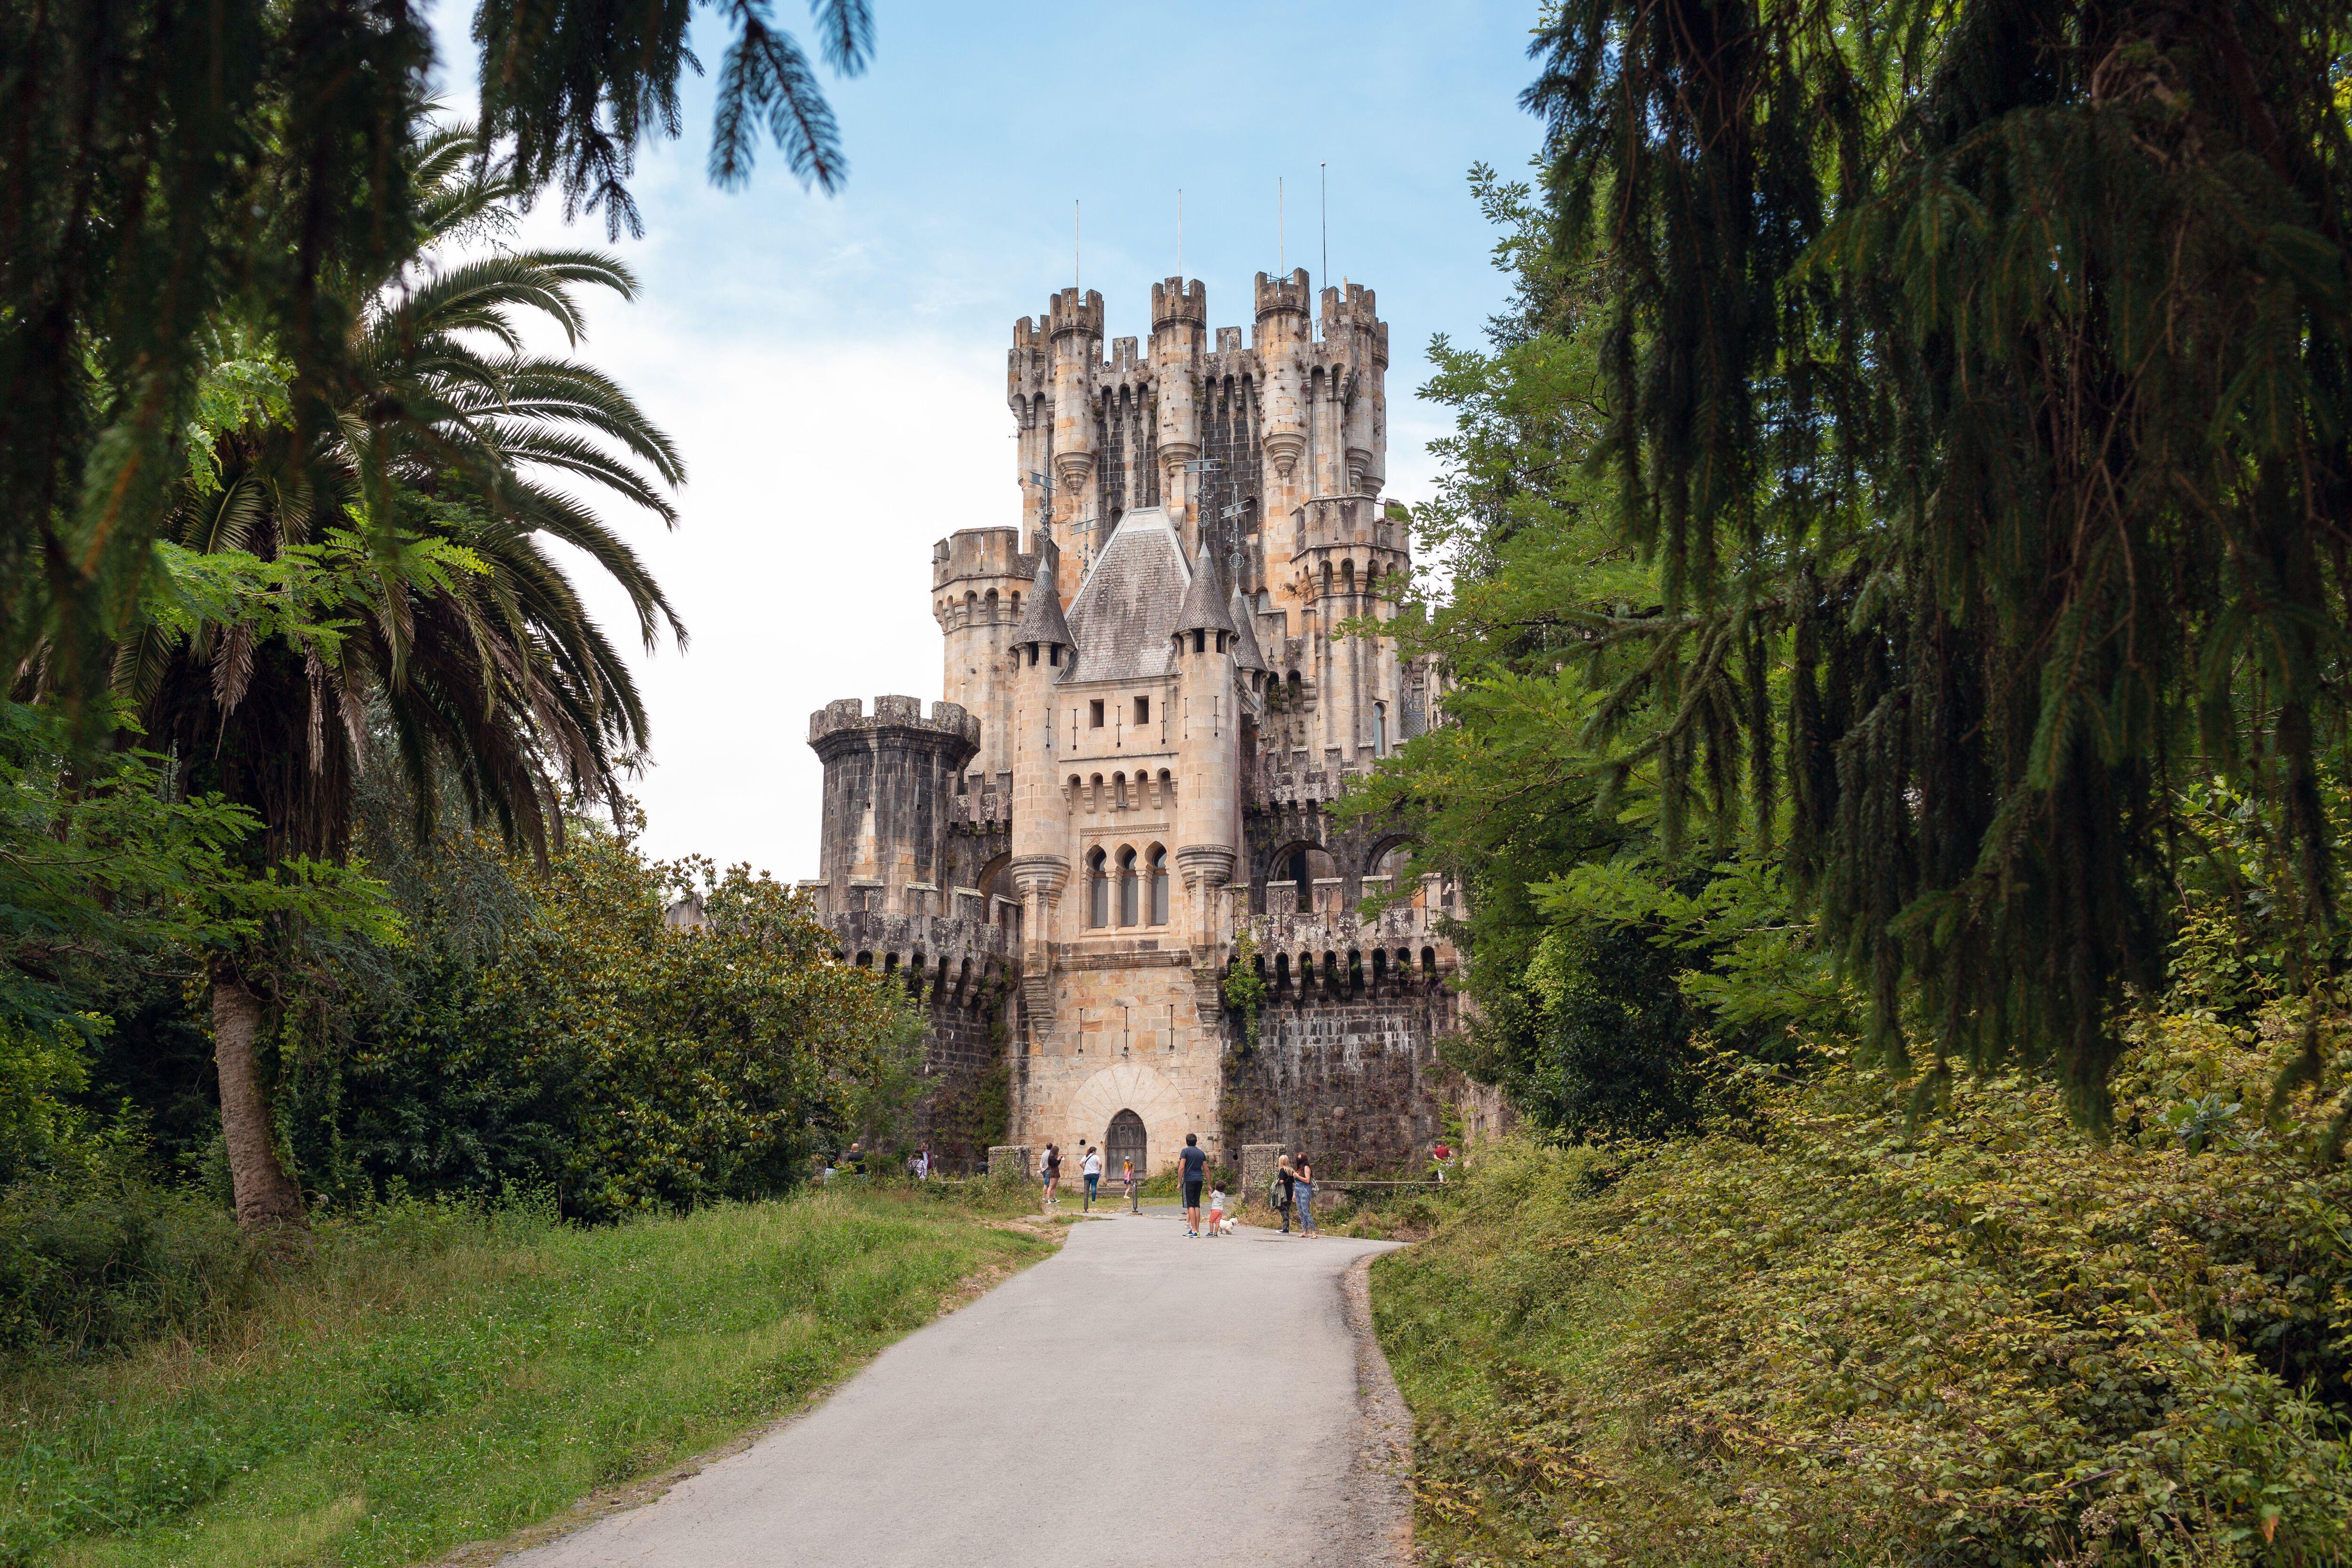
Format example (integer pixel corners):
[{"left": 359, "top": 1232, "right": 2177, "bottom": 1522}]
[
  {"left": 1227, "top": 586, "right": 1268, "bottom": 671},
  {"left": 1012, "top": 550, "right": 1074, "bottom": 650},
  {"left": 1173, "top": 546, "right": 1238, "bottom": 639}
]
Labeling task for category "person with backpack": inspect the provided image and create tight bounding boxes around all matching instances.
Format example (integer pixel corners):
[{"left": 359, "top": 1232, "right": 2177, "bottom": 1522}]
[
  {"left": 1041, "top": 1142, "right": 1062, "bottom": 1208},
  {"left": 1274, "top": 1152, "right": 1298, "bottom": 1234}
]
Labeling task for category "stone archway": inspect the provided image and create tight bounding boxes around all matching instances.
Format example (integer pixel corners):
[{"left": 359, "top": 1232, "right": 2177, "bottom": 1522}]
[{"left": 1063, "top": 1061, "right": 1190, "bottom": 1175}]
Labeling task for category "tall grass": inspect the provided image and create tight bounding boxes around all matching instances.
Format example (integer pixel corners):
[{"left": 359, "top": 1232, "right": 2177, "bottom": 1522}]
[{"left": 0, "top": 1183, "right": 1044, "bottom": 1567}]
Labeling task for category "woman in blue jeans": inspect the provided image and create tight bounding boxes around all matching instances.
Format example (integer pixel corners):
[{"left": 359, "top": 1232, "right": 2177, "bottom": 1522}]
[{"left": 1294, "top": 1151, "right": 1316, "bottom": 1236}]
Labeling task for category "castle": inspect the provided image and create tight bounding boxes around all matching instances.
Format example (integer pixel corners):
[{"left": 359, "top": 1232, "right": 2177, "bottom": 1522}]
[{"left": 801, "top": 270, "right": 1494, "bottom": 1177}]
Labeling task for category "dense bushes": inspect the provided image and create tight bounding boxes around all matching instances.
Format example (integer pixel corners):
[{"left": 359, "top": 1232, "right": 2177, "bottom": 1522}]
[
  {"left": 277, "top": 816, "right": 922, "bottom": 1223},
  {"left": 1375, "top": 1018, "right": 2352, "bottom": 1566}
]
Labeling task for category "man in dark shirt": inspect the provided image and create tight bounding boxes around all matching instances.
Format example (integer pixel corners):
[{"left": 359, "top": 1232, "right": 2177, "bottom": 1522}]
[{"left": 1177, "top": 1133, "right": 1208, "bottom": 1237}]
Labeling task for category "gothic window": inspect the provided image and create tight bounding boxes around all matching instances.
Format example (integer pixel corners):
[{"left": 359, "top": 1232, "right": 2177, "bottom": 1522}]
[
  {"left": 1117, "top": 847, "right": 1139, "bottom": 926},
  {"left": 1088, "top": 848, "right": 1109, "bottom": 929},
  {"left": 1374, "top": 700, "right": 1388, "bottom": 756},
  {"left": 1148, "top": 846, "right": 1169, "bottom": 926}
]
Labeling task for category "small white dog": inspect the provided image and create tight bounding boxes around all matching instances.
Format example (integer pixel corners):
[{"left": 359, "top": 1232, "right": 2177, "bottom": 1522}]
[{"left": 1217, "top": 1212, "right": 1238, "bottom": 1235}]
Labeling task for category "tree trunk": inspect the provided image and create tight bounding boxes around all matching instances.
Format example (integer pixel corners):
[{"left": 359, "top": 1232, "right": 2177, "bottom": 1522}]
[{"left": 212, "top": 972, "right": 305, "bottom": 1228}]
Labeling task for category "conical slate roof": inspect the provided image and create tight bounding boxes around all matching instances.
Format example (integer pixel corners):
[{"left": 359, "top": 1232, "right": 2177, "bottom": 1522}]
[
  {"left": 1011, "top": 551, "right": 1074, "bottom": 650},
  {"left": 1227, "top": 586, "right": 1268, "bottom": 671},
  {"left": 1173, "top": 545, "right": 1238, "bottom": 638}
]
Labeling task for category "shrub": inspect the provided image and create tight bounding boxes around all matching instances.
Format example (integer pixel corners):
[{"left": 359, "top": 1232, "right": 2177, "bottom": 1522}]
[
  {"left": 0, "top": 1160, "right": 251, "bottom": 1358},
  {"left": 1375, "top": 1021, "right": 2352, "bottom": 1566}
]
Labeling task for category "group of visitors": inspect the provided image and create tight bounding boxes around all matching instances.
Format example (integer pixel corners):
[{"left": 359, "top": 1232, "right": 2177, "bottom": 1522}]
[
  {"left": 1271, "top": 1151, "right": 1316, "bottom": 1236},
  {"left": 1038, "top": 1140, "right": 1137, "bottom": 1213},
  {"left": 1034, "top": 1132, "right": 1322, "bottom": 1237}
]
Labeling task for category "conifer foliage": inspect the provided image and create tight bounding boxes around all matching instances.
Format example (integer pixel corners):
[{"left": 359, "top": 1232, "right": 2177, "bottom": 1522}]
[{"left": 1526, "top": 1, "right": 2352, "bottom": 1117}]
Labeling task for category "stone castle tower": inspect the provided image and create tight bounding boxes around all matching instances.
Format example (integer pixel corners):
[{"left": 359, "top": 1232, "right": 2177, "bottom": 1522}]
[{"left": 802, "top": 270, "right": 1488, "bottom": 1176}]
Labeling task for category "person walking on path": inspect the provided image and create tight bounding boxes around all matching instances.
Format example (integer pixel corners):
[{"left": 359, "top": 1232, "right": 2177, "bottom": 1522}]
[
  {"left": 1275, "top": 1153, "right": 1297, "bottom": 1234},
  {"left": 1042, "top": 1142, "right": 1062, "bottom": 1208},
  {"left": 1081, "top": 1144, "right": 1102, "bottom": 1210},
  {"left": 1123, "top": 1156, "right": 1138, "bottom": 1213},
  {"left": 1177, "top": 1134, "right": 1208, "bottom": 1237},
  {"left": 1294, "top": 1151, "right": 1317, "bottom": 1237}
]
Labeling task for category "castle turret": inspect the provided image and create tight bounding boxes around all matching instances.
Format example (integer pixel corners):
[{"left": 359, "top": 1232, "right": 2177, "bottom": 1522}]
[
  {"left": 1170, "top": 552, "right": 1240, "bottom": 890},
  {"left": 933, "top": 528, "right": 1031, "bottom": 788},
  {"left": 1151, "top": 277, "right": 1208, "bottom": 549},
  {"left": 1007, "top": 550, "right": 1074, "bottom": 1035},
  {"left": 1254, "top": 269, "right": 1311, "bottom": 498},
  {"left": 1323, "top": 282, "right": 1389, "bottom": 495},
  {"left": 1048, "top": 288, "right": 1104, "bottom": 602},
  {"left": 808, "top": 697, "right": 980, "bottom": 919}
]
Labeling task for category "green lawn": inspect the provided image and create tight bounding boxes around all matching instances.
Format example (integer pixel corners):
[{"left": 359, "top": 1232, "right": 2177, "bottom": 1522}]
[{"left": 2, "top": 1186, "right": 1049, "bottom": 1568}]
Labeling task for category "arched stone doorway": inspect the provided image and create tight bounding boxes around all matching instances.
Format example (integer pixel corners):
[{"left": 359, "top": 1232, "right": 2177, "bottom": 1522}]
[{"left": 1105, "top": 1109, "right": 1146, "bottom": 1184}]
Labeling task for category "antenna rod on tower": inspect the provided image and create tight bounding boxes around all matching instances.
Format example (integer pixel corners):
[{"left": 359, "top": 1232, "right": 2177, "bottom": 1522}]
[
  {"left": 1177, "top": 188, "right": 1183, "bottom": 279},
  {"left": 1321, "top": 162, "right": 1328, "bottom": 287},
  {"left": 1075, "top": 199, "right": 1081, "bottom": 289},
  {"left": 1278, "top": 177, "right": 1285, "bottom": 274}
]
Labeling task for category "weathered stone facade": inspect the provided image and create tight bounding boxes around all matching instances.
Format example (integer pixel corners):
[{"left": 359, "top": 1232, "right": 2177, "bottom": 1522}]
[{"left": 802, "top": 269, "right": 1495, "bottom": 1174}]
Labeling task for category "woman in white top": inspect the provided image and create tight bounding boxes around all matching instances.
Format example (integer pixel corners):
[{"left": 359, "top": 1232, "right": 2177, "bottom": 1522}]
[{"left": 1081, "top": 1145, "right": 1103, "bottom": 1209}]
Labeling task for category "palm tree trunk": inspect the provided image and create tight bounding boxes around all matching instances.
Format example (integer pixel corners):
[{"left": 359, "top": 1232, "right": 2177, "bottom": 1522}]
[{"left": 212, "top": 971, "right": 305, "bottom": 1227}]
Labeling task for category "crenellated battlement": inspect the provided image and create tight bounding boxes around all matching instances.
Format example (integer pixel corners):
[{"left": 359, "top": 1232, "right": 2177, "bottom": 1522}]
[
  {"left": 1151, "top": 276, "right": 1208, "bottom": 328},
  {"left": 932, "top": 527, "right": 1033, "bottom": 593},
  {"left": 1254, "top": 267, "right": 1311, "bottom": 322},
  {"left": 808, "top": 695, "right": 981, "bottom": 751},
  {"left": 1047, "top": 286, "right": 1105, "bottom": 342}
]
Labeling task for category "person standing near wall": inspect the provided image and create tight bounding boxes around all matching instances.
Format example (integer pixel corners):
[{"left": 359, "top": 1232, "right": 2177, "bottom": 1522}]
[
  {"left": 1275, "top": 1153, "right": 1297, "bottom": 1234},
  {"left": 1042, "top": 1142, "right": 1062, "bottom": 1208},
  {"left": 1294, "top": 1151, "right": 1316, "bottom": 1238},
  {"left": 1122, "top": 1156, "right": 1137, "bottom": 1213},
  {"left": 1081, "top": 1144, "right": 1102, "bottom": 1210},
  {"left": 1177, "top": 1133, "right": 1208, "bottom": 1237}
]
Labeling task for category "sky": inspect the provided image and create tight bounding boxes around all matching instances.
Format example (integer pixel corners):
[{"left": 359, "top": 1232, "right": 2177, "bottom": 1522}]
[{"left": 426, "top": 0, "right": 1547, "bottom": 882}]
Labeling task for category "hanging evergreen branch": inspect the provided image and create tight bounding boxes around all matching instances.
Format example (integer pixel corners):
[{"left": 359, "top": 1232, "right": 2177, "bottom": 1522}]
[{"left": 1526, "top": 0, "right": 2352, "bottom": 1123}]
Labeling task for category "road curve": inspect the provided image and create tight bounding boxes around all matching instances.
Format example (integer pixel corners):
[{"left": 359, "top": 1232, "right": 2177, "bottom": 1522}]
[{"left": 500, "top": 1209, "right": 1409, "bottom": 1568}]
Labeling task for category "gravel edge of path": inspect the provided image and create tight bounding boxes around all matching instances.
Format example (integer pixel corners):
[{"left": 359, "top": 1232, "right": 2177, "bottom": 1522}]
[{"left": 1337, "top": 1250, "right": 1418, "bottom": 1567}]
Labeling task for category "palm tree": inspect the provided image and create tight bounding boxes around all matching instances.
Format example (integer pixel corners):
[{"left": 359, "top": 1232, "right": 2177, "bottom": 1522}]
[{"left": 120, "top": 124, "right": 687, "bottom": 1227}]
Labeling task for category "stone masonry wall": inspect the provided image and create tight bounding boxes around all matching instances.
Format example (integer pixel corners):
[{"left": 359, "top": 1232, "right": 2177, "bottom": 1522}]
[{"left": 1222, "top": 992, "right": 1467, "bottom": 1175}]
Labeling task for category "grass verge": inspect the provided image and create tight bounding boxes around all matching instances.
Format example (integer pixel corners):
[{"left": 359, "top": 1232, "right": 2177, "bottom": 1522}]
[
  {"left": 1372, "top": 1024, "right": 2352, "bottom": 1565},
  {"left": 2, "top": 1182, "right": 1049, "bottom": 1568}
]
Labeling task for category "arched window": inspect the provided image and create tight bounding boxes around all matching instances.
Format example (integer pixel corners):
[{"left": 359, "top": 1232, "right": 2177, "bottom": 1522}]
[
  {"left": 1117, "top": 847, "right": 1139, "bottom": 927},
  {"left": 1148, "top": 846, "right": 1169, "bottom": 925},
  {"left": 963, "top": 590, "right": 977, "bottom": 622},
  {"left": 1112, "top": 771, "right": 1127, "bottom": 810},
  {"left": 1088, "top": 848, "right": 1110, "bottom": 929},
  {"left": 1321, "top": 561, "right": 1333, "bottom": 598},
  {"left": 1341, "top": 560, "right": 1355, "bottom": 596},
  {"left": 1011, "top": 592, "right": 1021, "bottom": 620},
  {"left": 1287, "top": 670, "right": 1303, "bottom": 707},
  {"left": 984, "top": 588, "right": 999, "bottom": 622}
]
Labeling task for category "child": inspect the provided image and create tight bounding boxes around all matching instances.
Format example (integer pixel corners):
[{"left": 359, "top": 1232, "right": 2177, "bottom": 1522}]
[{"left": 1207, "top": 1187, "right": 1226, "bottom": 1236}]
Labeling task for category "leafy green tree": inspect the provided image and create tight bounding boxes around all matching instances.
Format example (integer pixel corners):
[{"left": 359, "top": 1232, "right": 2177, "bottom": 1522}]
[
  {"left": 118, "top": 129, "right": 686, "bottom": 1227},
  {"left": 1, "top": 0, "right": 869, "bottom": 727}
]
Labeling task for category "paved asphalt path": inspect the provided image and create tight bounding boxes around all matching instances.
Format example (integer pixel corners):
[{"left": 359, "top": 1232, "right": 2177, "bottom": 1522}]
[{"left": 501, "top": 1208, "right": 1408, "bottom": 1568}]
